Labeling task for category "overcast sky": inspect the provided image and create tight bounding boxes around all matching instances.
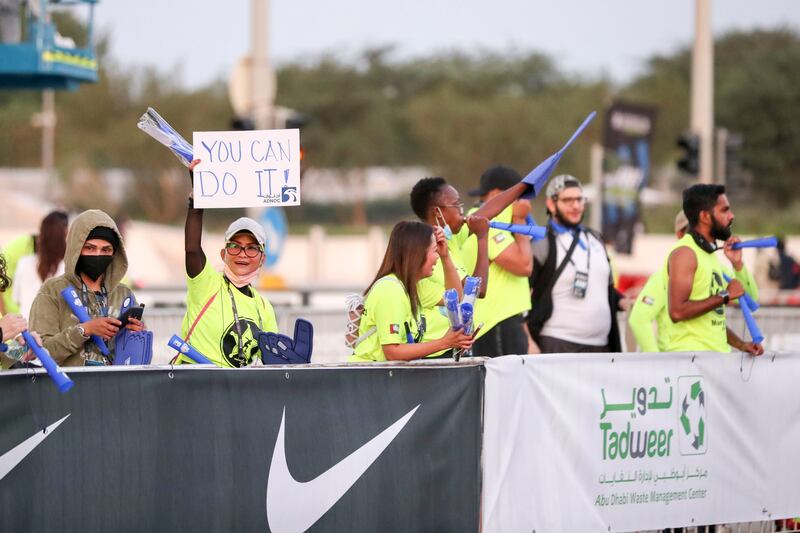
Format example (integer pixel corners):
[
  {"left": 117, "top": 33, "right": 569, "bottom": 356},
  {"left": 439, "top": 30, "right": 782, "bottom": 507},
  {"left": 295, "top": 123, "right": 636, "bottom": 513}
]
[{"left": 92, "top": 1, "right": 800, "bottom": 89}]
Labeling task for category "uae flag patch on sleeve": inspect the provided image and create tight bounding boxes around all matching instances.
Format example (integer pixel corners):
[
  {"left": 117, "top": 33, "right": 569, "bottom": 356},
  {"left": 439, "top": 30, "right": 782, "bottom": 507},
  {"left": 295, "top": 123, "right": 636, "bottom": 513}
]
[
  {"left": 643, "top": 296, "right": 655, "bottom": 305},
  {"left": 389, "top": 324, "right": 400, "bottom": 334}
]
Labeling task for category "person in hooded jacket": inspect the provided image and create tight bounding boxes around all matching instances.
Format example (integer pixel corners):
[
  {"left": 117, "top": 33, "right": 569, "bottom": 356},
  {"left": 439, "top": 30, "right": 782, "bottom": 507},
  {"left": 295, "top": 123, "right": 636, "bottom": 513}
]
[{"left": 29, "top": 210, "right": 143, "bottom": 366}]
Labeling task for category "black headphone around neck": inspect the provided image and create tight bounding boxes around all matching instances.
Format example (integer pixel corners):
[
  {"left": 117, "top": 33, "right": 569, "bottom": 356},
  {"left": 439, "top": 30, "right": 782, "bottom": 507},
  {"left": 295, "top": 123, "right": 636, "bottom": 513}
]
[{"left": 688, "top": 229, "right": 718, "bottom": 254}]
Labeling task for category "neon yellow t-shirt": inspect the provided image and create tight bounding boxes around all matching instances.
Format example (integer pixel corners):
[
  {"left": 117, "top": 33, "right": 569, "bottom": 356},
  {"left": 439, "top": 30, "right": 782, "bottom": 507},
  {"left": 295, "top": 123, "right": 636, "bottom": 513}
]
[
  {"left": 664, "top": 234, "right": 730, "bottom": 353},
  {"left": 179, "top": 261, "right": 277, "bottom": 367},
  {"left": 350, "top": 274, "right": 422, "bottom": 363},
  {"left": 461, "top": 205, "right": 532, "bottom": 332},
  {"left": 2, "top": 234, "right": 35, "bottom": 314}
]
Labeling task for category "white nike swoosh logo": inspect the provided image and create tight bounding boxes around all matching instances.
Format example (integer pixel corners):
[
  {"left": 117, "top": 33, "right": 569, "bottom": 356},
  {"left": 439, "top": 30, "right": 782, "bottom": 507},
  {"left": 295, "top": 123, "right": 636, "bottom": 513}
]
[
  {"left": 0, "top": 414, "right": 70, "bottom": 481},
  {"left": 266, "top": 405, "right": 419, "bottom": 533}
]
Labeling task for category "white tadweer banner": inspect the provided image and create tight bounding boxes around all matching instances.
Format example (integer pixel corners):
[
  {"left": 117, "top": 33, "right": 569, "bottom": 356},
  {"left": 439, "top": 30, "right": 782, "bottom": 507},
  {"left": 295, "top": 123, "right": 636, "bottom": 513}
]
[{"left": 482, "top": 352, "right": 800, "bottom": 533}]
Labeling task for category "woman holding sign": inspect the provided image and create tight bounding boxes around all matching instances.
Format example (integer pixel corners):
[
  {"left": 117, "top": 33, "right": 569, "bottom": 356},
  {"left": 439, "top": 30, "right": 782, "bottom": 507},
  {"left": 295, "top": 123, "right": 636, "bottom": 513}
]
[
  {"left": 180, "top": 159, "right": 278, "bottom": 367},
  {"left": 349, "top": 221, "right": 474, "bottom": 362}
]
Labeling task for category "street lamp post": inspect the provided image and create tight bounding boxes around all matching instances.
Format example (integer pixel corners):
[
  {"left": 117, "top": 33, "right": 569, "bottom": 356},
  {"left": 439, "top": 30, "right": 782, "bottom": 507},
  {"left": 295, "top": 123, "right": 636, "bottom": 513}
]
[{"left": 691, "top": 0, "right": 714, "bottom": 183}]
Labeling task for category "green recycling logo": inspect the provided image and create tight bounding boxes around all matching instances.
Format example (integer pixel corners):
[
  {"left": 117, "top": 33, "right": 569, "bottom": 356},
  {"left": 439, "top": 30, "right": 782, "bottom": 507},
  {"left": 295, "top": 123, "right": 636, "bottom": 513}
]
[{"left": 678, "top": 376, "right": 707, "bottom": 456}]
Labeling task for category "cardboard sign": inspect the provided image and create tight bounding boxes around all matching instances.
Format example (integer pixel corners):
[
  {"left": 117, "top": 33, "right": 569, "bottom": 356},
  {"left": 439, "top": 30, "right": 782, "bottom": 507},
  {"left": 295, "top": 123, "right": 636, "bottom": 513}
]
[{"left": 192, "top": 129, "right": 301, "bottom": 208}]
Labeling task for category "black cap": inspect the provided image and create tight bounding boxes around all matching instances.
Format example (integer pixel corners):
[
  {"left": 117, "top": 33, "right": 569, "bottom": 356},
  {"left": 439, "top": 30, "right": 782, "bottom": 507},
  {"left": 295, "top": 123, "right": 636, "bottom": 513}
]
[
  {"left": 468, "top": 166, "right": 521, "bottom": 197},
  {"left": 86, "top": 226, "right": 119, "bottom": 250}
]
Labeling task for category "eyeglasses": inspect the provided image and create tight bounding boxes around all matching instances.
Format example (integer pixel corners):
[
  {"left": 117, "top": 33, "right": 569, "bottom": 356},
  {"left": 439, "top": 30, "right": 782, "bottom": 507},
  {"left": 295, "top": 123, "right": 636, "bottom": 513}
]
[
  {"left": 556, "top": 196, "right": 587, "bottom": 206},
  {"left": 225, "top": 241, "right": 263, "bottom": 258},
  {"left": 438, "top": 202, "right": 465, "bottom": 211}
]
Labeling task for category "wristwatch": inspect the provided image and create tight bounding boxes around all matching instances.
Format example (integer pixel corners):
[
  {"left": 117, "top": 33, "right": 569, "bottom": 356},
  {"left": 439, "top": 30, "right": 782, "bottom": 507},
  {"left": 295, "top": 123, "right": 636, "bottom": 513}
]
[
  {"left": 718, "top": 290, "right": 730, "bottom": 305},
  {"left": 77, "top": 325, "right": 90, "bottom": 339}
]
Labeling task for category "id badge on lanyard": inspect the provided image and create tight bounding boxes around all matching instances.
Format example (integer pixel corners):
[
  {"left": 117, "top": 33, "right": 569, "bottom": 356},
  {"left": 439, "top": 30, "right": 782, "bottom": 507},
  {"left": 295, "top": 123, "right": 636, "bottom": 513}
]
[
  {"left": 572, "top": 271, "right": 589, "bottom": 299},
  {"left": 570, "top": 231, "right": 590, "bottom": 299}
]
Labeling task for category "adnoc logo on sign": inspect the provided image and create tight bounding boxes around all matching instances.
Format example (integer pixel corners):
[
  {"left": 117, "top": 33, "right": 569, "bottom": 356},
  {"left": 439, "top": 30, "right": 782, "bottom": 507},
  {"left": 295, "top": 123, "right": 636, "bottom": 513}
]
[{"left": 677, "top": 376, "right": 707, "bottom": 456}]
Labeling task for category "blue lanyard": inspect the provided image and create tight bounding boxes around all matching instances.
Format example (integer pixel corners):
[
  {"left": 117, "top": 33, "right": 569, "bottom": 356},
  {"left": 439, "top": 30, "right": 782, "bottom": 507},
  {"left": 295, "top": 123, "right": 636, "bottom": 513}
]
[{"left": 549, "top": 220, "right": 587, "bottom": 250}]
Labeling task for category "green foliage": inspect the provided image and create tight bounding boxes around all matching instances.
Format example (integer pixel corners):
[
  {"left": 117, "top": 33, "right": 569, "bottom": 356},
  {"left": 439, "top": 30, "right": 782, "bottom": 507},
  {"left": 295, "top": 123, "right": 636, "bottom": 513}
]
[
  {"left": 2, "top": 22, "right": 799, "bottom": 225},
  {"left": 714, "top": 29, "right": 800, "bottom": 205},
  {"left": 622, "top": 28, "right": 800, "bottom": 206},
  {"left": 277, "top": 48, "right": 610, "bottom": 191}
]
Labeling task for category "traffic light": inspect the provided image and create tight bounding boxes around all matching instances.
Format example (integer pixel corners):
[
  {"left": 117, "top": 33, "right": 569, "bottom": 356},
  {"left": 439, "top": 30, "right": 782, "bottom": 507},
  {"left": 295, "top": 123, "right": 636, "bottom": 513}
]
[
  {"left": 231, "top": 117, "right": 255, "bottom": 130},
  {"left": 284, "top": 113, "right": 307, "bottom": 130},
  {"left": 725, "top": 133, "right": 743, "bottom": 179},
  {"left": 724, "top": 132, "right": 750, "bottom": 198},
  {"left": 676, "top": 133, "right": 699, "bottom": 175}
]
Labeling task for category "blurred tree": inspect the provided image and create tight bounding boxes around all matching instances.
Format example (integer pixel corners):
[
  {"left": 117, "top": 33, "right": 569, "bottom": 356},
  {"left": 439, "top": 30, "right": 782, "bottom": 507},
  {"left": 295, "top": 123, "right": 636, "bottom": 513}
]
[
  {"left": 714, "top": 29, "right": 800, "bottom": 205},
  {"left": 622, "top": 28, "right": 800, "bottom": 206},
  {"left": 1, "top": 23, "right": 798, "bottom": 223}
]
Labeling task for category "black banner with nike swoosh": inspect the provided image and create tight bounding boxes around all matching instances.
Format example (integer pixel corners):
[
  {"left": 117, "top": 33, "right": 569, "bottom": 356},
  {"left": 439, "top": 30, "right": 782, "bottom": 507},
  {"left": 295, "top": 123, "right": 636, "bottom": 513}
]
[{"left": 0, "top": 364, "right": 483, "bottom": 532}]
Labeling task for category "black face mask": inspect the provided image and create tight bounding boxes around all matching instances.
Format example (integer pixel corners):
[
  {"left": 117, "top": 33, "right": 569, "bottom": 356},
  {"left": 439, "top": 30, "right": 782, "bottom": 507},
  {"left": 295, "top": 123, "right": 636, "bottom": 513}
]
[{"left": 76, "top": 255, "right": 113, "bottom": 281}]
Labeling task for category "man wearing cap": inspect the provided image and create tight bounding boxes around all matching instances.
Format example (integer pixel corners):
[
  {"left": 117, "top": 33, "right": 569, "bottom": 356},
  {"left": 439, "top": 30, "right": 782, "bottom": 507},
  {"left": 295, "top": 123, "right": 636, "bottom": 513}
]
[
  {"left": 628, "top": 211, "right": 690, "bottom": 352},
  {"left": 527, "top": 174, "right": 625, "bottom": 353},
  {"left": 461, "top": 165, "right": 533, "bottom": 356},
  {"left": 29, "top": 210, "right": 144, "bottom": 365},
  {"left": 181, "top": 160, "right": 278, "bottom": 367}
]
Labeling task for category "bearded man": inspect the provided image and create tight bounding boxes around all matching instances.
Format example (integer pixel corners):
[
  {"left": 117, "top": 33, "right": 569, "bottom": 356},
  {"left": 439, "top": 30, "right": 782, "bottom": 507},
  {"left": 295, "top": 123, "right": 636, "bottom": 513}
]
[
  {"left": 527, "top": 175, "right": 626, "bottom": 353},
  {"left": 665, "top": 184, "right": 763, "bottom": 355}
]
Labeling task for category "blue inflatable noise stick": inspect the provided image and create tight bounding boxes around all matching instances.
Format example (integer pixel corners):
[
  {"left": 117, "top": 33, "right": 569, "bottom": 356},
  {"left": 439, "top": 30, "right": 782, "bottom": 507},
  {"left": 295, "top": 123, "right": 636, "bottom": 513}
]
[
  {"left": 722, "top": 273, "right": 760, "bottom": 312},
  {"left": 462, "top": 276, "right": 482, "bottom": 308},
  {"left": 730, "top": 237, "right": 778, "bottom": 250},
  {"left": 489, "top": 221, "right": 547, "bottom": 241},
  {"left": 20, "top": 330, "right": 74, "bottom": 392},
  {"left": 60, "top": 287, "right": 110, "bottom": 357},
  {"left": 723, "top": 274, "right": 764, "bottom": 344},
  {"left": 167, "top": 335, "right": 213, "bottom": 365},
  {"left": 521, "top": 111, "right": 596, "bottom": 198},
  {"left": 444, "top": 289, "right": 461, "bottom": 329},
  {"left": 738, "top": 297, "right": 765, "bottom": 345},
  {"left": 460, "top": 303, "right": 474, "bottom": 335}
]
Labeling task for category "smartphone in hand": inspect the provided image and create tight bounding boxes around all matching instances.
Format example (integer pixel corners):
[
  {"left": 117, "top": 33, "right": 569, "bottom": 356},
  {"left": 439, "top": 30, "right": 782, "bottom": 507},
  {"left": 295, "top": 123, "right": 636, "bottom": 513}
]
[{"left": 118, "top": 304, "right": 145, "bottom": 328}]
